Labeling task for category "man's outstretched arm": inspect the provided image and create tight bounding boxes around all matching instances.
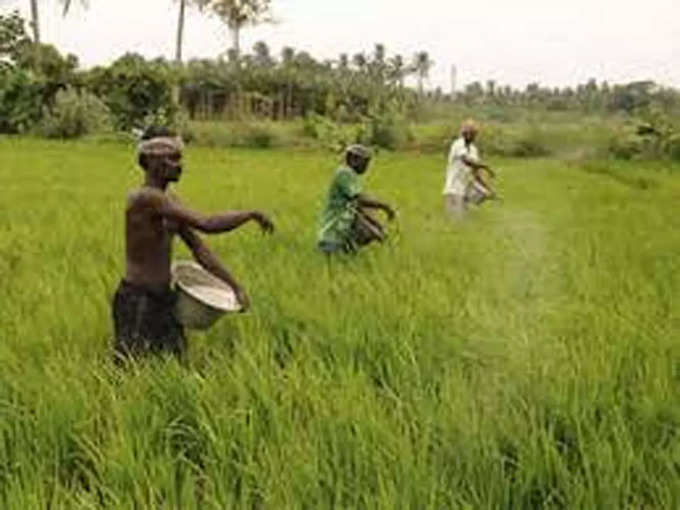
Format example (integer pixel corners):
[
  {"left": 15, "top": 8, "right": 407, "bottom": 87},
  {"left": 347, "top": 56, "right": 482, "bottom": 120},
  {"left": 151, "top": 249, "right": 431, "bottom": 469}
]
[{"left": 144, "top": 189, "right": 275, "bottom": 235}]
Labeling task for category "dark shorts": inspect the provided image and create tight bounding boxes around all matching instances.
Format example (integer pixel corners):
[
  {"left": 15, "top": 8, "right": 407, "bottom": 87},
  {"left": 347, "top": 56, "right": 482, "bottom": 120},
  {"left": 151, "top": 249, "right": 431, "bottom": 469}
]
[{"left": 112, "top": 280, "right": 186, "bottom": 359}]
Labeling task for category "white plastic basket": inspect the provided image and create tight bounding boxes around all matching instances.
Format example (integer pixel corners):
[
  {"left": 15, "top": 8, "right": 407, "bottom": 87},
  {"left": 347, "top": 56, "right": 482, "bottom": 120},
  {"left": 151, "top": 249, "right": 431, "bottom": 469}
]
[{"left": 172, "top": 261, "right": 242, "bottom": 331}]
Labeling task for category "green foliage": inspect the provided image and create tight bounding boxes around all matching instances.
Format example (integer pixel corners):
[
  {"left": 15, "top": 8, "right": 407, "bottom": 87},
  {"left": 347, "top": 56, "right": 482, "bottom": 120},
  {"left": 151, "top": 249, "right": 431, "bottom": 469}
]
[
  {"left": 303, "top": 113, "right": 361, "bottom": 152},
  {"left": 190, "top": 121, "right": 282, "bottom": 148},
  {"left": 0, "top": 68, "right": 43, "bottom": 133},
  {"left": 39, "top": 87, "right": 112, "bottom": 139},
  {"left": 665, "top": 133, "right": 680, "bottom": 162},
  {"left": 301, "top": 108, "right": 413, "bottom": 152},
  {"left": 14, "top": 43, "right": 79, "bottom": 82},
  {"left": 0, "top": 12, "right": 80, "bottom": 134},
  {"left": 142, "top": 107, "right": 194, "bottom": 143},
  {"left": 84, "top": 53, "right": 179, "bottom": 130},
  {"left": 241, "top": 123, "right": 278, "bottom": 148},
  {"left": 608, "top": 109, "right": 680, "bottom": 161},
  {"left": 180, "top": 43, "right": 419, "bottom": 123},
  {"left": 455, "top": 78, "right": 679, "bottom": 117},
  {"left": 509, "top": 127, "right": 552, "bottom": 157},
  {"left": 477, "top": 125, "right": 552, "bottom": 158},
  {"left": 608, "top": 132, "right": 645, "bottom": 160},
  {"left": 0, "top": 10, "right": 32, "bottom": 70},
  {"left": 358, "top": 108, "right": 413, "bottom": 151}
]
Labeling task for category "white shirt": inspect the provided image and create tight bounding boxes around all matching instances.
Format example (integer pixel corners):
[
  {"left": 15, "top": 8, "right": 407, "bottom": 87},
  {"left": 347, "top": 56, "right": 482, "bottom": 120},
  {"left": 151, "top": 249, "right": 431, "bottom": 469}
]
[{"left": 443, "top": 137, "right": 479, "bottom": 195}]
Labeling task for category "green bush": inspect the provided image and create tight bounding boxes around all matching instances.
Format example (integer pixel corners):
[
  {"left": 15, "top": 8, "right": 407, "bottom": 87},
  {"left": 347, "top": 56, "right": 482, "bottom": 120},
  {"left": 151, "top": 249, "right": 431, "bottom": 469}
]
[
  {"left": 241, "top": 124, "right": 278, "bottom": 149},
  {"left": 477, "top": 124, "right": 513, "bottom": 156},
  {"left": 408, "top": 123, "right": 454, "bottom": 154},
  {"left": 608, "top": 133, "right": 644, "bottom": 160},
  {"left": 84, "top": 54, "right": 179, "bottom": 130},
  {"left": 303, "top": 113, "right": 360, "bottom": 152},
  {"left": 0, "top": 68, "right": 43, "bottom": 133},
  {"left": 142, "top": 108, "right": 194, "bottom": 143},
  {"left": 189, "top": 122, "right": 281, "bottom": 149},
  {"left": 510, "top": 127, "right": 552, "bottom": 157},
  {"left": 479, "top": 125, "right": 552, "bottom": 158},
  {"left": 359, "top": 110, "right": 413, "bottom": 151},
  {"left": 39, "top": 87, "right": 112, "bottom": 139},
  {"left": 664, "top": 133, "right": 680, "bottom": 162}
]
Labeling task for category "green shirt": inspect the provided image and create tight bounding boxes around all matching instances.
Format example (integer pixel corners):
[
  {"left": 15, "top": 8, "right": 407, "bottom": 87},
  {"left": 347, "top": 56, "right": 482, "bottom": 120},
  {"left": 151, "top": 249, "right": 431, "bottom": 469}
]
[{"left": 318, "top": 166, "right": 362, "bottom": 248}]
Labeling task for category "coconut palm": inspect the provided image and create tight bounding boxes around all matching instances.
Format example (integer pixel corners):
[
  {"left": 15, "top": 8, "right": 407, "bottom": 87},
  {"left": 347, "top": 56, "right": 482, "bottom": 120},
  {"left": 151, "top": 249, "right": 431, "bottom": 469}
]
[
  {"left": 28, "top": 0, "right": 40, "bottom": 43},
  {"left": 209, "top": 0, "right": 272, "bottom": 57},
  {"left": 175, "top": 0, "right": 211, "bottom": 63},
  {"left": 413, "top": 51, "right": 433, "bottom": 96},
  {"left": 28, "top": 0, "right": 87, "bottom": 44}
]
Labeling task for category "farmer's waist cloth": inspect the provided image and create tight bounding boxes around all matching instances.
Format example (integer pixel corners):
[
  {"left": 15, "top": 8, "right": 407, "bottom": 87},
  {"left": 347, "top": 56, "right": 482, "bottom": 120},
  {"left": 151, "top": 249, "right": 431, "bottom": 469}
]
[
  {"left": 117, "top": 279, "right": 176, "bottom": 303},
  {"left": 112, "top": 279, "right": 185, "bottom": 356}
]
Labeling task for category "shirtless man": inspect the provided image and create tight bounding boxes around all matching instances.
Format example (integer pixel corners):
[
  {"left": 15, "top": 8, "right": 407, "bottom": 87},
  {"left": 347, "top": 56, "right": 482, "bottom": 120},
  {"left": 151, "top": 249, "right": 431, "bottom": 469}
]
[{"left": 112, "top": 128, "right": 274, "bottom": 359}]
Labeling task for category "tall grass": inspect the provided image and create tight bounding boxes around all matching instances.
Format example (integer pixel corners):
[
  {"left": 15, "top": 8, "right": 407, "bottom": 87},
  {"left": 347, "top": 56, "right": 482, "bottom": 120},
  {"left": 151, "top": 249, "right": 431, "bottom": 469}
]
[{"left": 0, "top": 138, "right": 678, "bottom": 508}]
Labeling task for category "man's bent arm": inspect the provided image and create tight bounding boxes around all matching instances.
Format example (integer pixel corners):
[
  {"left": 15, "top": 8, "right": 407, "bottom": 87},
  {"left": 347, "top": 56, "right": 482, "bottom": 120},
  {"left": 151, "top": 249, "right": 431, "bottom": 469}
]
[
  {"left": 462, "top": 155, "right": 494, "bottom": 176},
  {"left": 357, "top": 194, "right": 395, "bottom": 219},
  {"left": 177, "top": 226, "right": 250, "bottom": 310}
]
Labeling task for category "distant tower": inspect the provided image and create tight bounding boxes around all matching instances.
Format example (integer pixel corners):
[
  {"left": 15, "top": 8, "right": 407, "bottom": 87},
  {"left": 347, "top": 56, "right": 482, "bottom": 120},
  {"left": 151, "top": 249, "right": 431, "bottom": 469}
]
[{"left": 450, "top": 65, "right": 458, "bottom": 99}]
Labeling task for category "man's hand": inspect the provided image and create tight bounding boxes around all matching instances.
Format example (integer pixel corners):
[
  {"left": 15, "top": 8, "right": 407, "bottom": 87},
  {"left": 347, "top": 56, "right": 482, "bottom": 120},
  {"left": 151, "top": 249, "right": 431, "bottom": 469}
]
[
  {"left": 234, "top": 285, "right": 250, "bottom": 312},
  {"left": 252, "top": 211, "right": 275, "bottom": 234}
]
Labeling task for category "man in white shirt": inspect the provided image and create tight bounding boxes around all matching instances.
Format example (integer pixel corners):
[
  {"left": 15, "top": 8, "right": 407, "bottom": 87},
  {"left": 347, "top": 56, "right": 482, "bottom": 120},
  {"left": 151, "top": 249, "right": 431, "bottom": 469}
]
[{"left": 443, "top": 120, "right": 495, "bottom": 219}]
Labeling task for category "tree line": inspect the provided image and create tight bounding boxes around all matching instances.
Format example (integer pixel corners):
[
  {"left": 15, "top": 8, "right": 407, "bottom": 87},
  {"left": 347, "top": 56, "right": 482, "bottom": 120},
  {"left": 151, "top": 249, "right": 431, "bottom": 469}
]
[
  {"left": 449, "top": 78, "right": 679, "bottom": 115},
  {"left": 1, "top": 9, "right": 432, "bottom": 132},
  {"left": 2, "top": 6, "right": 679, "bottom": 139}
]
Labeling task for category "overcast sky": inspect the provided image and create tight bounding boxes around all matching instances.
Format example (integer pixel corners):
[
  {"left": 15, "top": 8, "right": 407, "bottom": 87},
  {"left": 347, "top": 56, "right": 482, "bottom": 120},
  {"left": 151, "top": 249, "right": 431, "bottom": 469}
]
[{"left": 2, "top": 0, "right": 679, "bottom": 90}]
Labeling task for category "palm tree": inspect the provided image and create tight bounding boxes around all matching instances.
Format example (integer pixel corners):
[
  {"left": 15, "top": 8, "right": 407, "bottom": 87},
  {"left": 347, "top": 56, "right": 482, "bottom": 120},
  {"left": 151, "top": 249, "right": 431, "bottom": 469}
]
[
  {"left": 28, "top": 0, "right": 40, "bottom": 43},
  {"left": 29, "top": 0, "right": 86, "bottom": 44},
  {"left": 209, "top": 0, "right": 272, "bottom": 57},
  {"left": 175, "top": 0, "right": 210, "bottom": 63},
  {"left": 388, "top": 54, "right": 406, "bottom": 87},
  {"left": 175, "top": 0, "right": 187, "bottom": 62},
  {"left": 352, "top": 52, "right": 367, "bottom": 72},
  {"left": 413, "top": 51, "right": 433, "bottom": 96},
  {"left": 60, "top": 0, "right": 87, "bottom": 15},
  {"left": 281, "top": 46, "right": 294, "bottom": 65}
]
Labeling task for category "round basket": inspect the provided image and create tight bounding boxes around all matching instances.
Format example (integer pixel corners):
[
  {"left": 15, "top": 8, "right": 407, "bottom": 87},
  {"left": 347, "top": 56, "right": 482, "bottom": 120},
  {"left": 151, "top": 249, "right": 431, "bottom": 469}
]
[{"left": 172, "top": 261, "right": 242, "bottom": 331}]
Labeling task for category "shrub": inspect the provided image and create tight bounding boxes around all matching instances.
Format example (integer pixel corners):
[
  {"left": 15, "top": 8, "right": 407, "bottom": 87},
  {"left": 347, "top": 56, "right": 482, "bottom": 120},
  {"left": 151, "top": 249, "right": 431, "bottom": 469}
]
[
  {"left": 303, "top": 113, "right": 361, "bottom": 152},
  {"left": 358, "top": 110, "right": 413, "bottom": 151},
  {"left": 0, "top": 68, "right": 43, "bottom": 133},
  {"left": 84, "top": 53, "right": 179, "bottom": 130},
  {"left": 664, "top": 133, "right": 680, "bottom": 162},
  {"left": 141, "top": 108, "right": 194, "bottom": 143},
  {"left": 477, "top": 124, "right": 513, "bottom": 156},
  {"left": 608, "top": 133, "right": 644, "bottom": 160},
  {"left": 510, "top": 127, "right": 552, "bottom": 157},
  {"left": 39, "top": 87, "right": 112, "bottom": 139},
  {"left": 241, "top": 123, "right": 278, "bottom": 149},
  {"left": 479, "top": 125, "right": 552, "bottom": 158},
  {"left": 189, "top": 122, "right": 281, "bottom": 149}
]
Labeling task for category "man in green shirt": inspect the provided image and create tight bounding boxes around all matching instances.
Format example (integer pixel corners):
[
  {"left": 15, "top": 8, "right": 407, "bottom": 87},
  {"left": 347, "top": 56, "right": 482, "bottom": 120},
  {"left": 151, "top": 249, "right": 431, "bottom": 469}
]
[{"left": 317, "top": 145, "right": 396, "bottom": 254}]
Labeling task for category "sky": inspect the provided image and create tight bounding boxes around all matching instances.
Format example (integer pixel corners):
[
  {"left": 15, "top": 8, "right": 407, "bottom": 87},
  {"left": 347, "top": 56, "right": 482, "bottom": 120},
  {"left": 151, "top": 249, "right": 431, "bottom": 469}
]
[{"left": 2, "top": 0, "right": 680, "bottom": 91}]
